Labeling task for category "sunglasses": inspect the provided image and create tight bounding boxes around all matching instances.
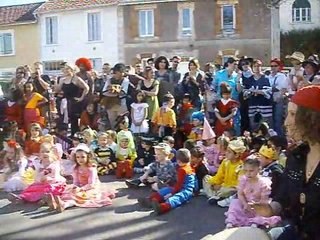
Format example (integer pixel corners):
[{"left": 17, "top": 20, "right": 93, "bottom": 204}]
[
  {"left": 270, "top": 65, "right": 279, "bottom": 67},
  {"left": 173, "top": 61, "right": 179, "bottom": 64}
]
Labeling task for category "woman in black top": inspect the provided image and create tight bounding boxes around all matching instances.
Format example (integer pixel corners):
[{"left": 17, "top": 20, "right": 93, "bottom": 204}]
[{"left": 254, "top": 86, "right": 320, "bottom": 240}]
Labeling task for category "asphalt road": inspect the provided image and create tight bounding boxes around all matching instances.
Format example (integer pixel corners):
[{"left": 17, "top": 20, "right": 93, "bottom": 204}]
[{"left": 0, "top": 175, "right": 226, "bottom": 240}]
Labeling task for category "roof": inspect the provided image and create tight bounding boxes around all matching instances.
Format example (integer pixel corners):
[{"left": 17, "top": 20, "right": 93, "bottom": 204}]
[
  {"left": 0, "top": 2, "right": 44, "bottom": 26},
  {"left": 36, "top": 0, "right": 119, "bottom": 14},
  {"left": 119, "top": 0, "right": 186, "bottom": 5}
]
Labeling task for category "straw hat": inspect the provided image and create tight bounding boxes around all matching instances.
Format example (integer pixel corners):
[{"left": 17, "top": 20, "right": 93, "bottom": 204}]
[
  {"left": 285, "top": 51, "right": 305, "bottom": 63},
  {"left": 228, "top": 139, "right": 246, "bottom": 154}
]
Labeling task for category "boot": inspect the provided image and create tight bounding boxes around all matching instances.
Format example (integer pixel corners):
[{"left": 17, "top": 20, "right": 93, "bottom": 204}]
[
  {"left": 150, "top": 192, "right": 163, "bottom": 203},
  {"left": 152, "top": 202, "right": 171, "bottom": 215},
  {"left": 125, "top": 178, "right": 142, "bottom": 188}
]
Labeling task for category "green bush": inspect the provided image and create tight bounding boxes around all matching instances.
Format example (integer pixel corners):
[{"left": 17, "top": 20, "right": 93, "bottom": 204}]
[{"left": 281, "top": 28, "right": 320, "bottom": 65}]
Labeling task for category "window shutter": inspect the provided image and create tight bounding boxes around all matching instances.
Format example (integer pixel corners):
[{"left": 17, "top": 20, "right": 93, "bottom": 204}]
[
  {"left": 154, "top": 7, "right": 161, "bottom": 37},
  {"left": 52, "top": 17, "right": 58, "bottom": 44},
  {"left": 0, "top": 34, "right": 4, "bottom": 54},
  {"left": 96, "top": 13, "right": 101, "bottom": 40},
  {"left": 88, "top": 14, "right": 92, "bottom": 41},
  {"left": 214, "top": 4, "right": 222, "bottom": 35},
  {"left": 3, "top": 33, "right": 12, "bottom": 54},
  {"left": 130, "top": 9, "right": 138, "bottom": 38},
  {"left": 235, "top": 4, "right": 242, "bottom": 34},
  {"left": 45, "top": 17, "right": 50, "bottom": 44}
]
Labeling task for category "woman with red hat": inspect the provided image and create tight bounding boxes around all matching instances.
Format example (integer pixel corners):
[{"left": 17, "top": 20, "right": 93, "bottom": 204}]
[
  {"left": 267, "top": 58, "right": 288, "bottom": 136},
  {"left": 250, "top": 85, "right": 320, "bottom": 240}
]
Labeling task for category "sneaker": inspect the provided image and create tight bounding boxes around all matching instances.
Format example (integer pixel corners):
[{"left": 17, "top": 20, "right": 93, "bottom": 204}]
[
  {"left": 137, "top": 197, "right": 153, "bottom": 209},
  {"left": 225, "top": 223, "right": 233, "bottom": 229},
  {"left": 207, "top": 196, "right": 220, "bottom": 205},
  {"left": 125, "top": 179, "right": 142, "bottom": 188},
  {"left": 217, "top": 197, "right": 232, "bottom": 208}
]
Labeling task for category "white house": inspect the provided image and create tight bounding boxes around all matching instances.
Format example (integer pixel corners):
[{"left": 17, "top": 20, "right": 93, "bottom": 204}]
[
  {"left": 280, "top": 0, "right": 320, "bottom": 32},
  {"left": 36, "top": 0, "right": 119, "bottom": 74}
]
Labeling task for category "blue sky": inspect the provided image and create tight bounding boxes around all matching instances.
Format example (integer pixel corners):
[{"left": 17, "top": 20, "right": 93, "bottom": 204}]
[{"left": 0, "top": 0, "right": 46, "bottom": 6}]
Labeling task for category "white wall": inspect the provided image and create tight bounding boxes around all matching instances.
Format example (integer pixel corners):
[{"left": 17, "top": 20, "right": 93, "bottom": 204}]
[
  {"left": 280, "top": 0, "right": 320, "bottom": 32},
  {"left": 39, "top": 6, "right": 119, "bottom": 72}
]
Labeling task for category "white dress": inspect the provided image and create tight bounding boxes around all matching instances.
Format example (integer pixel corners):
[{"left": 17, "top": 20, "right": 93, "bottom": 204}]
[
  {"left": 130, "top": 103, "right": 149, "bottom": 134},
  {"left": 3, "top": 156, "right": 41, "bottom": 192}
]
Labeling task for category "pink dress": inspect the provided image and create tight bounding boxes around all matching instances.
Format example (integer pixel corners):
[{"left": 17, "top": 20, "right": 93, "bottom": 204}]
[
  {"left": 19, "top": 161, "right": 66, "bottom": 202},
  {"left": 225, "top": 175, "right": 281, "bottom": 227},
  {"left": 60, "top": 166, "right": 115, "bottom": 208},
  {"left": 202, "top": 145, "right": 220, "bottom": 175}
]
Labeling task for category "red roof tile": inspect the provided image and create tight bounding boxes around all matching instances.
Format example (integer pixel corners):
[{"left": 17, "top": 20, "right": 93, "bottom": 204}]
[
  {"left": 0, "top": 3, "right": 43, "bottom": 26},
  {"left": 36, "top": 0, "right": 119, "bottom": 13}
]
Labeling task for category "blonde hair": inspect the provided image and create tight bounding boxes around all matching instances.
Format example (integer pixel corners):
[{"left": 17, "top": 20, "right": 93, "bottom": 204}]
[
  {"left": 64, "top": 63, "right": 79, "bottom": 73},
  {"left": 106, "top": 130, "right": 117, "bottom": 142},
  {"left": 41, "top": 134, "right": 55, "bottom": 145}
]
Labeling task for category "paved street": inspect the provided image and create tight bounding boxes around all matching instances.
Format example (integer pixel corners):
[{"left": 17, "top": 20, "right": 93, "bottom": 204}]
[{"left": 0, "top": 175, "right": 225, "bottom": 240}]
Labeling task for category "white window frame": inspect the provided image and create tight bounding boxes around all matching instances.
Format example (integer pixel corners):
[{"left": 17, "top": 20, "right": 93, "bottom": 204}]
[
  {"left": 138, "top": 9, "right": 154, "bottom": 37},
  {"left": 181, "top": 8, "right": 193, "bottom": 36},
  {"left": 221, "top": 5, "right": 236, "bottom": 33},
  {"left": 45, "top": 16, "right": 58, "bottom": 45},
  {"left": 292, "top": 7, "right": 311, "bottom": 22},
  {"left": 0, "top": 30, "right": 15, "bottom": 56},
  {"left": 87, "top": 12, "right": 102, "bottom": 42}
]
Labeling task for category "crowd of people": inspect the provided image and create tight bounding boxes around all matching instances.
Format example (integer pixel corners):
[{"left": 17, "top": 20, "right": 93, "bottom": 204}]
[{"left": 0, "top": 51, "right": 320, "bottom": 240}]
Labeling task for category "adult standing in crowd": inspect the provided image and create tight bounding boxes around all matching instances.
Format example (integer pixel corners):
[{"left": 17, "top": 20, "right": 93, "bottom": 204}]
[
  {"left": 10, "top": 66, "right": 27, "bottom": 93},
  {"left": 267, "top": 58, "right": 288, "bottom": 136},
  {"left": 137, "top": 66, "right": 159, "bottom": 121},
  {"left": 75, "top": 58, "right": 94, "bottom": 97},
  {"left": 215, "top": 57, "right": 242, "bottom": 135},
  {"left": 253, "top": 86, "right": 320, "bottom": 240},
  {"left": 180, "top": 58, "right": 205, "bottom": 111},
  {"left": 285, "top": 52, "right": 305, "bottom": 94},
  {"left": 302, "top": 58, "right": 319, "bottom": 83},
  {"left": 242, "top": 59, "right": 273, "bottom": 131},
  {"left": 154, "top": 56, "right": 171, "bottom": 105},
  {"left": 102, "top": 63, "right": 129, "bottom": 130},
  {"left": 29, "top": 62, "right": 51, "bottom": 96},
  {"left": 55, "top": 63, "right": 89, "bottom": 135}
]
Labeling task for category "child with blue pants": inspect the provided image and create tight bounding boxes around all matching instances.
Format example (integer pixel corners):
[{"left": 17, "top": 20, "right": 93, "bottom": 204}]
[{"left": 138, "top": 149, "right": 197, "bottom": 215}]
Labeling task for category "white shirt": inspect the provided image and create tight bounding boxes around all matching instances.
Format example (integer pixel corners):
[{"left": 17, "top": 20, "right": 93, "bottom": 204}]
[{"left": 268, "top": 72, "right": 289, "bottom": 91}]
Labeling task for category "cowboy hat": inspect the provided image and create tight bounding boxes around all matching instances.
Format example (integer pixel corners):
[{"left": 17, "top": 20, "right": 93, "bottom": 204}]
[
  {"left": 302, "top": 59, "right": 319, "bottom": 71},
  {"left": 285, "top": 51, "right": 305, "bottom": 63}
]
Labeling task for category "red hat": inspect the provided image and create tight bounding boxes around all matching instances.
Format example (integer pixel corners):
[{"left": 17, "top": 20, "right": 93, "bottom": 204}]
[
  {"left": 291, "top": 85, "right": 320, "bottom": 112},
  {"left": 270, "top": 58, "right": 284, "bottom": 71},
  {"left": 75, "top": 58, "right": 93, "bottom": 71}
]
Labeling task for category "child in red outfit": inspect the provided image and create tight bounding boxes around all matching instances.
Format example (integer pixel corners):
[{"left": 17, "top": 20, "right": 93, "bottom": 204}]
[{"left": 138, "top": 148, "right": 196, "bottom": 215}]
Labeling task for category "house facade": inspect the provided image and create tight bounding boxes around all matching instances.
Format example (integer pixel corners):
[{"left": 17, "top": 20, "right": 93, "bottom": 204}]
[
  {"left": 0, "top": 2, "right": 43, "bottom": 77},
  {"left": 280, "top": 0, "right": 320, "bottom": 32},
  {"left": 119, "top": 0, "right": 274, "bottom": 66},
  {"left": 36, "top": 0, "right": 119, "bottom": 75}
]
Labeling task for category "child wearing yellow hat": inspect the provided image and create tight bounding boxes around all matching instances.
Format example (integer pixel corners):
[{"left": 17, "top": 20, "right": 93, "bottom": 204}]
[
  {"left": 258, "top": 145, "right": 284, "bottom": 198},
  {"left": 203, "top": 139, "right": 246, "bottom": 204}
]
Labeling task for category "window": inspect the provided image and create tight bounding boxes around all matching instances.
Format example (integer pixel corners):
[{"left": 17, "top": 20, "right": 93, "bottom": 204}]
[
  {"left": 45, "top": 16, "right": 58, "bottom": 45},
  {"left": 88, "top": 12, "right": 101, "bottom": 41},
  {"left": 0, "top": 31, "right": 14, "bottom": 56},
  {"left": 90, "top": 58, "right": 102, "bottom": 70},
  {"left": 43, "top": 60, "right": 64, "bottom": 72},
  {"left": 139, "top": 10, "right": 154, "bottom": 37},
  {"left": 182, "top": 8, "right": 192, "bottom": 36},
  {"left": 222, "top": 5, "right": 235, "bottom": 32},
  {"left": 292, "top": 0, "right": 311, "bottom": 22}
]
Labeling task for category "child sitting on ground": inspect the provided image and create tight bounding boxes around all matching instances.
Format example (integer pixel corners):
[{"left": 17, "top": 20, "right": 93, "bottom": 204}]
[
  {"left": 133, "top": 137, "right": 156, "bottom": 174},
  {"left": 95, "top": 132, "right": 117, "bottom": 175},
  {"left": 106, "top": 130, "right": 117, "bottom": 153},
  {"left": 138, "top": 148, "right": 196, "bottom": 215},
  {"left": 268, "top": 136, "right": 288, "bottom": 168},
  {"left": 80, "top": 102, "right": 100, "bottom": 131},
  {"left": 115, "top": 131, "right": 137, "bottom": 179},
  {"left": 258, "top": 145, "right": 284, "bottom": 198},
  {"left": 225, "top": 158, "right": 281, "bottom": 228},
  {"left": 203, "top": 139, "right": 246, "bottom": 205},
  {"left": 162, "top": 136, "right": 176, "bottom": 165},
  {"left": 126, "top": 143, "right": 176, "bottom": 190},
  {"left": 190, "top": 146, "right": 209, "bottom": 192}
]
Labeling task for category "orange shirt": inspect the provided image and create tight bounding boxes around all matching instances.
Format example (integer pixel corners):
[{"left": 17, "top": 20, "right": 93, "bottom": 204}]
[
  {"left": 25, "top": 93, "right": 44, "bottom": 109},
  {"left": 152, "top": 107, "right": 176, "bottom": 128}
]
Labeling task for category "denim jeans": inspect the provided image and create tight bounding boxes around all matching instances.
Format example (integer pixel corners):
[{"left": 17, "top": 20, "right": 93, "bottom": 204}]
[{"left": 273, "top": 100, "right": 285, "bottom": 136}]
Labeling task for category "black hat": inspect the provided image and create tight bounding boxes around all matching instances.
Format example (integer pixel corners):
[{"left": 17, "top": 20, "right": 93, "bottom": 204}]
[
  {"left": 141, "top": 136, "right": 158, "bottom": 146},
  {"left": 302, "top": 59, "right": 319, "bottom": 71}
]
